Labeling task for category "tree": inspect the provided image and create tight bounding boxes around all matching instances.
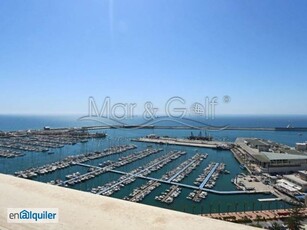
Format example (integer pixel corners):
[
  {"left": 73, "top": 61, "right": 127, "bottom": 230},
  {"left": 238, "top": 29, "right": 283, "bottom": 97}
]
[
  {"left": 269, "top": 222, "right": 283, "bottom": 230},
  {"left": 255, "top": 215, "right": 262, "bottom": 225},
  {"left": 286, "top": 207, "right": 304, "bottom": 230}
]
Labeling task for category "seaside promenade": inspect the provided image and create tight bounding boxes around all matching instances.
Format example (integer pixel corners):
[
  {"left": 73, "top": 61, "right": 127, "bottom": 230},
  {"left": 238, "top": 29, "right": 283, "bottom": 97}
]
[{"left": 202, "top": 208, "right": 307, "bottom": 222}]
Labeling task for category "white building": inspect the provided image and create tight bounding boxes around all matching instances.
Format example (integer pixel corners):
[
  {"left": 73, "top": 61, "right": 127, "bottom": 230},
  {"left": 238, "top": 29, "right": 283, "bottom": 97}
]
[{"left": 296, "top": 142, "right": 307, "bottom": 151}]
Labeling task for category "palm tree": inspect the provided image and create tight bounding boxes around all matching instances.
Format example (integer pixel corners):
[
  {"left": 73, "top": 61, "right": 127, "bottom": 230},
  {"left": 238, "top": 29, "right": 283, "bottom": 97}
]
[
  {"left": 286, "top": 207, "right": 304, "bottom": 230},
  {"left": 269, "top": 222, "right": 283, "bottom": 230},
  {"left": 255, "top": 215, "right": 262, "bottom": 226}
]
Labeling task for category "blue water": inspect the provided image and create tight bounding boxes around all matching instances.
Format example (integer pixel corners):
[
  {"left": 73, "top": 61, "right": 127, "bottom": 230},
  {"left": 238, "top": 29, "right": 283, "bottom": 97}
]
[
  {"left": 0, "top": 115, "right": 306, "bottom": 214},
  {"left": 1, "top": 114, "right": 307, "bottom": 131}
]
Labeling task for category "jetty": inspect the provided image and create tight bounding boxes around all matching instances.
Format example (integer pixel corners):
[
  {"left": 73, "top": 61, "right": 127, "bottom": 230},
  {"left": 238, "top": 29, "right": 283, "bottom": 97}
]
[
  {"left": 199, "top": 163, "right": 220, "bottom": 189},
  {"left": 132, "top": 137, "right": 233, "bottom": 149}
]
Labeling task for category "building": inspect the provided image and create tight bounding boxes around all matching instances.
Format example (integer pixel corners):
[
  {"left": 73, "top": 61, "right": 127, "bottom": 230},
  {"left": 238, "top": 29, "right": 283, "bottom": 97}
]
[
  {"left": 253, "top": 152, "right": 307, "bottom": 174},
  {"left": 296, "top": 142, "right": 307, "bottom": 151},
  {"left": 245, "top": 139, "right": 270, "bottom": 152},
  {"left": 236, "top": 138, "right": 307, "bottom": 174}
]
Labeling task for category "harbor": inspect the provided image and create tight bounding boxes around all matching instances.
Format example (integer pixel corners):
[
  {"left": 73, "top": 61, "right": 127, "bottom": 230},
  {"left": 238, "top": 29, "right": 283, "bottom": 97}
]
[
  {"left": 14, "top": 144, "right": 137, "bottom": 179},
  {"left": 0, "top": 128, "right": 107, "bottom": 156},
  {"left": 91, "top": 150, "right": 186, "bottom": 196},
  {"left": 61, "top": 148, "right": 162, "bottom": 186},
  {"left": 0, "top": 124, "right": 303, "bottom": 215}
]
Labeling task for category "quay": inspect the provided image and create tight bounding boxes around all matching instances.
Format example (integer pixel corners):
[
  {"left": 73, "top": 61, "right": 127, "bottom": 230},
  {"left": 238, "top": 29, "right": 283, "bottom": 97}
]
[{"left": 133, "top": 137, "right": 233, "bottom": 149}]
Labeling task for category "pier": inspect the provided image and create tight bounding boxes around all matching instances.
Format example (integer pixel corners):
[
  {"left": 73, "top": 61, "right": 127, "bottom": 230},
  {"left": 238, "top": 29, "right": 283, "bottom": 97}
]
[
  {"left": 258, "top": 198, "right": 282, "bottom": 202},
  {"left": 107, "top": 169, "right": 257, "bottom": 195},
  {"left": 14, "top": 144, "right": 137, "bottom": 179},
  {"left": 62, "top": 148, "right": 162, "bottom": 186},
  {"left": 76, "top": 160, "right": 260, "bottom": 196},
  {"left": 90, "top": 150, "right": 186, "bottom": 196},
  {"left": 155, "top": 185, "right": 182, "bottom": 204},
  {"left": 133, "top": 137, "right": 233, "bottom": 149},
  {"left": 128, "top": 180, "right": 161, "bottom": 202},
  {"left": 199, "top": 163, "right": 220, "bottom": 189},
  {"left": 166, "top": 155, "right": 206, "bottom": 183}
]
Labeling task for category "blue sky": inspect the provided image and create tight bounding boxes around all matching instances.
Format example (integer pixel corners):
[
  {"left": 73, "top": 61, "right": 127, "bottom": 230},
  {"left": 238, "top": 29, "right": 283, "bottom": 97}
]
[{"left": 0, "top": 0, "right": 307, "bottom": 115}]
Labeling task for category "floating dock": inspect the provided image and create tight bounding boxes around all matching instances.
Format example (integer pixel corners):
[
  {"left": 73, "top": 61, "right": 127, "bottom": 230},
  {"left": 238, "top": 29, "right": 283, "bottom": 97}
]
[{"left": 199, "top": 163, "right": 220, "bottom": 189}]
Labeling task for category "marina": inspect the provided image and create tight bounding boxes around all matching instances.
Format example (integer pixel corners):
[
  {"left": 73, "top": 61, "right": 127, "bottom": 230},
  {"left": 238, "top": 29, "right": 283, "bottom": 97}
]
[
  {"left": 61, "top": 148, "right": 162, "bottom": 186},
  {"left": 0, "top": 129, "right": 107, "bottom": 154},
  {"left": 0, "top": 149, "right": 24, "bottom": 158},
  {"left": 91, "top": 150, "right": 186, "bottom": 196},
  {"left": 155, "top": 185, "right": 182, "bottom": 204},
  {"left": 2, "top": 4, "right": 307, "bottom": 228},
  {"left": 14, "top": 144, "right": 136, "bottom": 179},
  {"left": 126, "top": 153, "right": 205, "bottom": 203},
  {"left": 0, "top": 123, "right": 303, "bottom": 214},
  {"left": 187, "top": 190, "right": 208, "bottom": 202}
]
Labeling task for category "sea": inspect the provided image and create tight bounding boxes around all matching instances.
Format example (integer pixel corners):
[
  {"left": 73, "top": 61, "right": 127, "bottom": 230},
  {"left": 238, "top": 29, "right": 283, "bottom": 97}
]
[{"left": 0, "top": 114, "right": 307, "bottom": 214}]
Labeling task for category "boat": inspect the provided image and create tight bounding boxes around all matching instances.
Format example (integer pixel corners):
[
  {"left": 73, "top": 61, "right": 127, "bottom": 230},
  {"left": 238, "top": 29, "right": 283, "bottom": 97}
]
[{"left": 239, "top": 164, "right": 246, "bottom": 170}]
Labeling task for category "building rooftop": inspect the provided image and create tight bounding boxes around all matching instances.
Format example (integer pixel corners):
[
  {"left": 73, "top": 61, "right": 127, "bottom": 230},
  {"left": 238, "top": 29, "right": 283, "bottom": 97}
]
[
  {"left": 253, "top": 154, "right": 270, "bottom": 163},
  {"left": 246, "top": 139, "right": 269, "bottom": 147},
  {"left": 262, "top": 152, "right": 307, "bottom": 161},
  {"left": 0, "top": 173, "right": 256, "bottom": 230}
]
